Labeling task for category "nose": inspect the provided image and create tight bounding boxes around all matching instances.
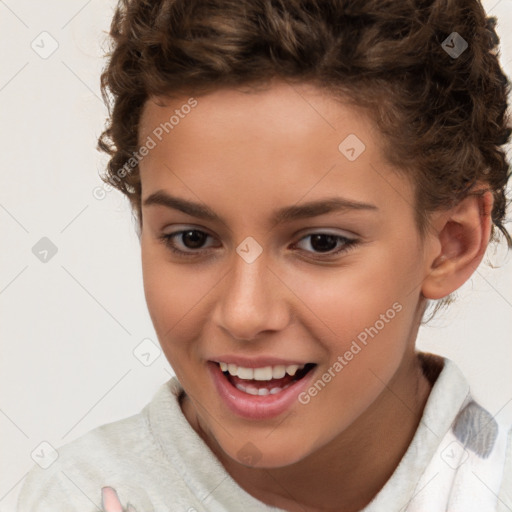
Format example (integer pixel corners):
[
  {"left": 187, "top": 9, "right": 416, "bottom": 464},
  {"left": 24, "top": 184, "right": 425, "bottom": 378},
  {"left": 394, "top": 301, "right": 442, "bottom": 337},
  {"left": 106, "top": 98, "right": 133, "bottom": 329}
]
[{"left": 212, "top": 249, "right": 289, "bottom": 341}]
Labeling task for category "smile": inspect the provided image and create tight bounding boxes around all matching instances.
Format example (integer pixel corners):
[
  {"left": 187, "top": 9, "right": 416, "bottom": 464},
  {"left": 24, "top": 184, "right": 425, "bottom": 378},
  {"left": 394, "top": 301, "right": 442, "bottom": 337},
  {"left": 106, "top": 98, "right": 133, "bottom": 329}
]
[
  {"left": 208, "top": 361, "right": 317, "bottom": 419},
  {"left": 217, "top": 361, "right": 306, "bottom": 380}
]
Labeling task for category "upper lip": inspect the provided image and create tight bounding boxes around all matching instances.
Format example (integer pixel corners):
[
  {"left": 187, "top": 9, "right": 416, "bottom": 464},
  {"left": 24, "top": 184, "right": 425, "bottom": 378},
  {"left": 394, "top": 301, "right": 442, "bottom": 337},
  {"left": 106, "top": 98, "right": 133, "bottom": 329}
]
[{"left": 210, "top": 356, "right": 314, "bottom": 368}]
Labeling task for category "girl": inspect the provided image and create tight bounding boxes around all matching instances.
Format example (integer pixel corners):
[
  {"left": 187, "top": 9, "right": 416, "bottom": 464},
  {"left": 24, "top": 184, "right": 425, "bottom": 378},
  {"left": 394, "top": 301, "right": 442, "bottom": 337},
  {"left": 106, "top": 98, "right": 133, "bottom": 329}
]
[{"left": 18, "top": 0, "right": 512, "bottom": 510}]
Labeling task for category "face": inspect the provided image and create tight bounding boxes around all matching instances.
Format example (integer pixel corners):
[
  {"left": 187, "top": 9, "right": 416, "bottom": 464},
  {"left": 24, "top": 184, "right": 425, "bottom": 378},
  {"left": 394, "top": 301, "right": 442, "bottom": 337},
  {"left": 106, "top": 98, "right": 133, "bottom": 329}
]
[{"left": 138, "top": 80, "right": 431, "bottom": 468}]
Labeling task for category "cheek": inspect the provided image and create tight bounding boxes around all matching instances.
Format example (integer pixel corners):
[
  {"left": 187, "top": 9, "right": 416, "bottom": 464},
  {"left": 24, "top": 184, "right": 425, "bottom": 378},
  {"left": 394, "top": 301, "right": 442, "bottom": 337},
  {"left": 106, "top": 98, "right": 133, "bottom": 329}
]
[
  {"left": 290, "top": 257, "right": 407, "bottom": 325},
  {"left": 288, "top": 245, "right": 419, "bottom": 362},
  {"left": 141, "top": 243, "right": 186, "bottom": 339},
  {"left": 141, "top": 242, "right": 216, "bottom": 353},
  {"left": 295, "top": 266, "right": 414, "bottom": 416}
]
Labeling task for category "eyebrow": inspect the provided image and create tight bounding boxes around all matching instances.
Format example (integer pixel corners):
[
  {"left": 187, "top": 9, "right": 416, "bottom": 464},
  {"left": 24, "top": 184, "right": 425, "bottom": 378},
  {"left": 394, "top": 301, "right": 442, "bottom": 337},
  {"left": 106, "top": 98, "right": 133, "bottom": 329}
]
[{"left": 142, "top": 190, "right": 378, "bottom": 226}]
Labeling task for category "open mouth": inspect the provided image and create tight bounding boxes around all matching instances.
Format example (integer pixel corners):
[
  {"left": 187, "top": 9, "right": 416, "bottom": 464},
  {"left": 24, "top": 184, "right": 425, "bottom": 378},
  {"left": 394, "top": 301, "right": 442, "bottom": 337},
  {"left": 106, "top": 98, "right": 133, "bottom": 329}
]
[{"left": 217, "top": 362, "right": 317, "bottom": 396}]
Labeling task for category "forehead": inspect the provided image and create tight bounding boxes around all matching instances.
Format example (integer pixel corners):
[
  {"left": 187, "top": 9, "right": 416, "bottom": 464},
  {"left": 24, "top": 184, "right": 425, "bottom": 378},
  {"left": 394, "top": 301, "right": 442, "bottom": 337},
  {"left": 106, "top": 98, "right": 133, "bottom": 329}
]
[
  {"left": 139, "top": 81, "right": 379, "bottom": 153},
  {"left": 138, "top": 81, "right": 415, "bottom": 225}
]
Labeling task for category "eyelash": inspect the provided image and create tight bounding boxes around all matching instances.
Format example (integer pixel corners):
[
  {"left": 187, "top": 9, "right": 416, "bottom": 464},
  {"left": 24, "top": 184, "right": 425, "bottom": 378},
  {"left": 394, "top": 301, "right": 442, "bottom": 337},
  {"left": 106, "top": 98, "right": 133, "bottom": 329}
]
[{"left": 157, "top": 229, "right": 359, "bottom": 260}]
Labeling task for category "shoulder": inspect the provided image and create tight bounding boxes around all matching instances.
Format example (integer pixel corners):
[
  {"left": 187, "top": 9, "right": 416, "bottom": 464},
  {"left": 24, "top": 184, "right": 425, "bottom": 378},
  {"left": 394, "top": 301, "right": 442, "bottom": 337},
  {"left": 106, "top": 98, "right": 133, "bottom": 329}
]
[
  {"left": 443, "top": 396, "right": 512, "bottom": 509},
  {"left": 409, "top": 355, "right": 512, "bottom": 509},
  {"left": 497, "top": 424, "right": 512, "bottom": 511},
  {"left": 16, "top": 404, "right": 162, "bottom": 511}
]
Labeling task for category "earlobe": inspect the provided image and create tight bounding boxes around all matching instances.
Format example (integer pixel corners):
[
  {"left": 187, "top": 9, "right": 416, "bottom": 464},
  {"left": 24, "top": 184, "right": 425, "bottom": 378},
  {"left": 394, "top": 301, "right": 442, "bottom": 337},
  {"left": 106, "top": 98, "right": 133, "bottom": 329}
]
[{"left": 421, "top": 190, "right": 493, "bottom": 300}]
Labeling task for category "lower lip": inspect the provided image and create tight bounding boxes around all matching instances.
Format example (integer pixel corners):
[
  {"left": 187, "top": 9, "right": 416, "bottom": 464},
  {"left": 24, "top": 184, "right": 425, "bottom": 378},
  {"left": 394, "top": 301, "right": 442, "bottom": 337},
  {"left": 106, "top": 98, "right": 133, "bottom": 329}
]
[{"left": 207, "top": 361, "right": 317, "bottom": 420}]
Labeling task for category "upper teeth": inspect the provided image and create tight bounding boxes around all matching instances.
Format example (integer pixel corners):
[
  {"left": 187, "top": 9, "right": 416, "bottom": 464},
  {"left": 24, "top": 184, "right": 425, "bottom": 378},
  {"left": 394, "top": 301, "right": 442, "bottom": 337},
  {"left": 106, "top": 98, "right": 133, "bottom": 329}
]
[{"left": 218, "top": 362, "right": 305, "bottom": 380}]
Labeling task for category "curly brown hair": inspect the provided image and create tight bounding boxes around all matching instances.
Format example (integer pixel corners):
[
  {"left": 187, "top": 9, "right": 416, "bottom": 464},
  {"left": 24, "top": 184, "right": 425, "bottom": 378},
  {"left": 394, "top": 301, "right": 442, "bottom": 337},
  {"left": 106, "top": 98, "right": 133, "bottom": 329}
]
[{"left": 97, "top": 0, "right": 512, "bottom": 249}]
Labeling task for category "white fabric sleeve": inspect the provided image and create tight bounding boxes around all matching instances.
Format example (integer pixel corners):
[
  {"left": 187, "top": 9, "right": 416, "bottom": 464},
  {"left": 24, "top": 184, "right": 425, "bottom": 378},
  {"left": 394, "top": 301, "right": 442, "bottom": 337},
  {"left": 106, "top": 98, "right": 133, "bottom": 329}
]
[{"left": 497, "top": 425, "right": 512, "bottom": 512}]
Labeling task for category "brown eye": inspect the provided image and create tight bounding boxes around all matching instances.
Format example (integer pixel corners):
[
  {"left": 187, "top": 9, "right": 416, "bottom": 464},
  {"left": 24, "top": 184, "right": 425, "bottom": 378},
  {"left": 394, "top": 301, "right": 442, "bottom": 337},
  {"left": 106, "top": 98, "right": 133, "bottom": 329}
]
[
  {"left": 158, "top": 229, "right": 216, "bottom": 257},
  {"left": 294, "top": 233, "right": 358, "bottom": 258},
  {"left": 308, "top": 234, "right": 339, "bottom": 252},
  {"left": 179, "top": 230, "right": 209, "bottom": 249}
]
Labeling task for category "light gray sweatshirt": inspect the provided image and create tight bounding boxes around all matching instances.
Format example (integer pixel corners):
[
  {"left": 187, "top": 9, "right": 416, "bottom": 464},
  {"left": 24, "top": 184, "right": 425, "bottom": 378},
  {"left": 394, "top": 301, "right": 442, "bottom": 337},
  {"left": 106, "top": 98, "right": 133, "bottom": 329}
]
[{"left": 17, "top": 355, "right": 512, "bottom": 511}]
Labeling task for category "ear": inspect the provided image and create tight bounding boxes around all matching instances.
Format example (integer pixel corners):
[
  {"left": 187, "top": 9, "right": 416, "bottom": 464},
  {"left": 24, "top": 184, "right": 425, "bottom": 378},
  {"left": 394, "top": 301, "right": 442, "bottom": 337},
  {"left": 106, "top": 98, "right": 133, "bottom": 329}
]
[{"left": 421, "top": 190, "right": 494, "bottom": 300}]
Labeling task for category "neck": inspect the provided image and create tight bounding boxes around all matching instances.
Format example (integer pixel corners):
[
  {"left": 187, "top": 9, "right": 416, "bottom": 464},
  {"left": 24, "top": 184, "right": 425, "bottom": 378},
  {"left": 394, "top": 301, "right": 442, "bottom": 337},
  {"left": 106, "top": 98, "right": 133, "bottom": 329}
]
[{"left": 181, "top": 350, "right": 440, "bottom": 512}]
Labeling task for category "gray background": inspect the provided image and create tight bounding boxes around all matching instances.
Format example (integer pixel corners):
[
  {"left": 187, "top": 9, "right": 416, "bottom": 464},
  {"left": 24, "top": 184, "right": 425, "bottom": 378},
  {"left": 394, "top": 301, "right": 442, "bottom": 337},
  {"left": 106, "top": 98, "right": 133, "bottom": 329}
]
[{"left": 1, "top": 0, "right": 511, "bottom": 510}]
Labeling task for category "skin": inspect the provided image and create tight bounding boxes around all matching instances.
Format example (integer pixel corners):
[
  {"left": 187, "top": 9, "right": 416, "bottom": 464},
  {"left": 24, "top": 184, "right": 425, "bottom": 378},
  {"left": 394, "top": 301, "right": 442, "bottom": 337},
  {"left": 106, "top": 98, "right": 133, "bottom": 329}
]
[
  {"left": 133, "top": 79, "right": 492, "bottom": 512},
  {"left": 101, "top": 487, "right": 135, "bottom": 512}
]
